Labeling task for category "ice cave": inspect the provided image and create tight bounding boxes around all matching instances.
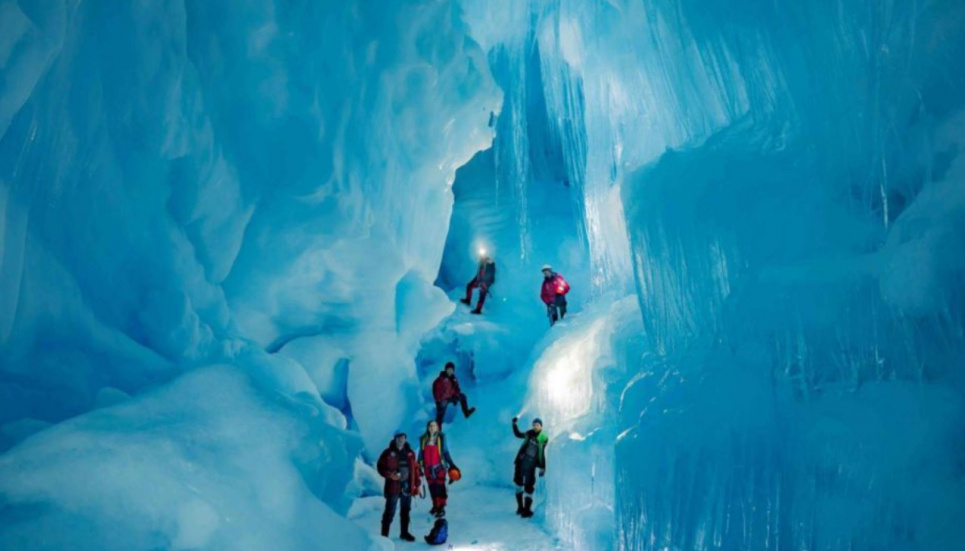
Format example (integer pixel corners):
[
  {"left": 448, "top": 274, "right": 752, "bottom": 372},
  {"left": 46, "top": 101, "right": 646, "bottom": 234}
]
[{"left": 1, "top": 0, "right": 964, "bottom": 549}]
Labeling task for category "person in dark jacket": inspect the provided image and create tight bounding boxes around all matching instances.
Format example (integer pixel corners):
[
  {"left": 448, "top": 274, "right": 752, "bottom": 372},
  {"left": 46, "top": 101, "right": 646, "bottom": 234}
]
[
  {"left": 512, "top": 416, "right": 549, "bottom": 518},
  {"left": 460, "top": 253, "right": 496, "bottom": 314},
  {"left": 540, "top": 265, "right": 570, "bottom": 326},
  {"left": 418, "top": 420, "right": 458, "bottom": 518},
  {"left": 377, "top": 430, "right": 420, "bottom": 541},
  {"left": 432, "top": 362, "right": 475, "bottom": 426}
]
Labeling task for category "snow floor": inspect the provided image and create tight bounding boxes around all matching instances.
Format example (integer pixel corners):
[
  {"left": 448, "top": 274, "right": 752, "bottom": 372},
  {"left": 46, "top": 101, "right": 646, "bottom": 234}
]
[{"left": 350, "top": 484, "right": 571, "bottom": 550}]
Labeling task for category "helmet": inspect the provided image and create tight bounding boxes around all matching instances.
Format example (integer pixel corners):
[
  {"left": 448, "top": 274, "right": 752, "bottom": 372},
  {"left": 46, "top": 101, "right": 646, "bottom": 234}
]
[
  {"left": 448, "top": 467, "right": 462, "bottom": 482},
  {"left": 541, "top": 264, "right": 552, "bottom": 272}
]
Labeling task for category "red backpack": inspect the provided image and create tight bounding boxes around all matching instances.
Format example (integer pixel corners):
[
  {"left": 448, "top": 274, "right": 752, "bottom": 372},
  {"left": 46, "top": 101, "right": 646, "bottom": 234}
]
[{"left": 553, "top": 274, "right": 570, "bottom": 296}]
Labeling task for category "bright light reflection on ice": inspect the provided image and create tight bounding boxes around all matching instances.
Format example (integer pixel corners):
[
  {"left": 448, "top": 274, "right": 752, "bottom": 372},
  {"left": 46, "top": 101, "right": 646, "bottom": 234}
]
[{"left": 532, "top": 317, "right": 607, "bottom": 423}]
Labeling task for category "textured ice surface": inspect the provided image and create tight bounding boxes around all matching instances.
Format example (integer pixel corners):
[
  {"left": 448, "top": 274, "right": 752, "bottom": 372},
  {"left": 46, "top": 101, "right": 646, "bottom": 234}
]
[
  {"left": 1, "top": 0, "right": 497, "bottom": 547},
  {"left": 0, "top": 367, "right": 372, "bottom": 551},
  {"left": 2, "top": 0, "right": 965, "bottom": 550},
  {"left": 0, "top": 0, "right": 498, "bottom": 453},
  {"left": 521, "top": 297, "right": 645, "bottom": 550},
  {"left": 459, "top": 0, "right": 965, "bottom": 549}
]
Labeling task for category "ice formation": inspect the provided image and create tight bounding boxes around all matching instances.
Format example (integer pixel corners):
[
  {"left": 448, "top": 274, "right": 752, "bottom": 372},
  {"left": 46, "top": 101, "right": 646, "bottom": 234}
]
[{"left": 2, "top": 0, "right": 964, "bottom": 550}]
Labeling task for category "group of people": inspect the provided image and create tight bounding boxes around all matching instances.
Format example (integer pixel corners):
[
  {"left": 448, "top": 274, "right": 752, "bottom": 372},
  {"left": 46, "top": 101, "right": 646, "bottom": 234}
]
[
  {"left": 375, "top": 252, "right": 560, "bottom": 543},
  {"left": 376, "top": 361, "right": 550, "bottom": 544},
  {"left": 461, "top": 252, "right": 571, "bottom": 326}
]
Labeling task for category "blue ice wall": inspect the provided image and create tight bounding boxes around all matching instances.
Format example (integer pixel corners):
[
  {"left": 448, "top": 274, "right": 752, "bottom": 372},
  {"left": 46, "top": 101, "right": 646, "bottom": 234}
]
[
  {"left": 462, "top": 0, "right": 965, "bottom": 549},
  {"left": 0, "top": 0, "right": 498, "bottom": 547},
  {"left": 614, "top": 1, "right": 965, "bottom": 549},
  {"left": 1, "top": 0, "right": 963, "bottom": 549},
  {"left": 436, "top": 36, "right": 591, "bottom": 311},
  {"left": 0, "top": 0, "right": 498, "bottom": 453}
]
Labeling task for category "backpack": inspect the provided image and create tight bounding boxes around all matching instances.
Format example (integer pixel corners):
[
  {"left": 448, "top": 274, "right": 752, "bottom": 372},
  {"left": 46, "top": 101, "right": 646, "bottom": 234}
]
[
  {"left": 424, "top": 518, "right": 448, "bottom": 546},
  {"left": 554, "top": 274, "right": 570, "bottom": 296}
]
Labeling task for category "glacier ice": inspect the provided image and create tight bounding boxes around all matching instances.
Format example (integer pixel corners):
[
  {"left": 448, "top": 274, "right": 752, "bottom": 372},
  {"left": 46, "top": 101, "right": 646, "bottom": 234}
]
[
  {"left": 475, "top": 1, "right": 965, "bottom": 549},
  {"left": 2, "top": 0, "right": 965, "bottom": 550},
  {"left": 1, "top": 0, "right": 499, "bottom": 547},
  {"left": 459, "top": 0, "right": 965, "bottom": 549},
  {"left": 0, "top": 367, "right": 373, "bottom": 551}
]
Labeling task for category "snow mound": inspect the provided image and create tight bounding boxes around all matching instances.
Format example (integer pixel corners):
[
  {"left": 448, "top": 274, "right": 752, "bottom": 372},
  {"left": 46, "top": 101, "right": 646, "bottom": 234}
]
[{"left": 0, "top": 367, "right": 374, "bottom": 551}]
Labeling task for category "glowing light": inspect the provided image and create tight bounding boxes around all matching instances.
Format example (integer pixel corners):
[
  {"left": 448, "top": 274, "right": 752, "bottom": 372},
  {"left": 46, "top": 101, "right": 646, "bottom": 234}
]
[
  {"left": 544, "top": 353, "right": 586, "bottom": 417},
  {"left": 533, "top": 317, "right": 608, "bottom": 423},
  {"left": 472, "top": 239, "right": 492, "bottom": 259}
]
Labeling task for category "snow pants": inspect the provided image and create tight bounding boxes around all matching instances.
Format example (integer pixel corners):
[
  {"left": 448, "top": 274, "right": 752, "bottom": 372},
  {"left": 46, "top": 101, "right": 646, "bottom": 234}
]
[
  {"left": 464, "top": 278, "right": 489, "bottom": 309},
  {"left": 547, "top": 295, "right": 567, "bottom": 326},
  {"left": 426, "top": 468, "right": 448, "bottom": 509},
  {"left": 381, "top": 494, "right": 411, "bottom": 532},
  {"left": 514, "top": 460, "right": 538, "bottom": 495}
]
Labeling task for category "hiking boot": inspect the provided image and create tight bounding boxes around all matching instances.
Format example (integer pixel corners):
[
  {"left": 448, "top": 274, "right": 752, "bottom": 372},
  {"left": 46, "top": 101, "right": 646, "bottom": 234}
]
[
  {"left": 521, "top": 497, "right": 534, "bottom": 518},
  {"left": 515, "top": 493, "right": 524, "bottom": 515},
  {"left": 381, "top": 523, "right": 390, "bottom": 537},
  {"left": 429, "top": 505, "right": 439, "bottom": 516},
  {"left": 400, "top": 532, "right": 415, "bottom": 542},
  {"left": 464, "top": 407, "right": 476, "bottom": 418},
  {"left": 459, "top": 298, "right": 471, "bottom": 305},
  {"left": 434, "top": 507, "right": 446, "bottom": 518},
  {"left": 470, "top": 308, "right": 482, "bottom": 315}
]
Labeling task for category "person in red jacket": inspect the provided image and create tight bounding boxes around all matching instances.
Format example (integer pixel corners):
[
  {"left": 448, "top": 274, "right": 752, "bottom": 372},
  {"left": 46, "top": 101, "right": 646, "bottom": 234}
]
[
  {"left": 377, "top": 430, "right": 420, "bottom": 542},
  {"left": 418, "top": 420, "right": 459, "bottom": 518},
  {"left": 432, "top": 362, "right": 475, "bottom": 426},
  {"left": 540, "top": 264, "right": 570, "bottom": 326},
  {"left": 460, "top": 252, "right": 496, "bottom": 314}
]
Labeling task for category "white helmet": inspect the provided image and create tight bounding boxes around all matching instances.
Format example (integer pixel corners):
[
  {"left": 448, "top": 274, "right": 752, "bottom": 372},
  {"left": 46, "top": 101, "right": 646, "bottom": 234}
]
[{"left": 541, "top": 264, "right": 553, "bottom": 272}]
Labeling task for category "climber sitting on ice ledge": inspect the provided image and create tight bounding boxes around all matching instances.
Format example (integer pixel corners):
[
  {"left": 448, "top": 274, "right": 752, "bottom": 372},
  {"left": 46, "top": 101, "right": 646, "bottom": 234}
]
[
  {"left": 432, "top": 362, "right": 476, "bottom": 426},
  {"left": 540, "top": 265, "right": 570, "bottom": 326}
]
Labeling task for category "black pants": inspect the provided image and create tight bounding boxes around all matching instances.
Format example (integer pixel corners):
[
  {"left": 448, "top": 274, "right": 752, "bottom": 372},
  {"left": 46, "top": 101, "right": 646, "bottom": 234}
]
[
  {"left": 514, "top": 461, "right": 538, "bottom": 495},
  {"left": 382, "top": 494, "right": 411, "bottom": 529},
  {"left": 435, "top": 394, "right": 470, "bottom": 425},
  {"left": 548, "top": 295, "right": 567, "bottom": 326}
]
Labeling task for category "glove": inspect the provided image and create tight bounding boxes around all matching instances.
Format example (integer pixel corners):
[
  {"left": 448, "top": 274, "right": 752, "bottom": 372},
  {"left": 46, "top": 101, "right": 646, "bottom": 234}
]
[
  {"left": 512, "top": 417, "right": 518, "bottom": 424},
  {"left": 539, "top": 469, "right": 545, "bottom": 477}
]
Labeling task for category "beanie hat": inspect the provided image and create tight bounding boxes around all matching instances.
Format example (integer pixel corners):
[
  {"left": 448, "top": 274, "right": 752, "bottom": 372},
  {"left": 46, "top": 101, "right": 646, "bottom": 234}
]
[
  {"left": 532, "top": 418, "right": 543, "bottom": 426},
  {"left": 445, "top": 362, "right": 455, "bottom": 370},
  {"left": 393, "top": 429, "right": 407, "bottom": 438}
]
